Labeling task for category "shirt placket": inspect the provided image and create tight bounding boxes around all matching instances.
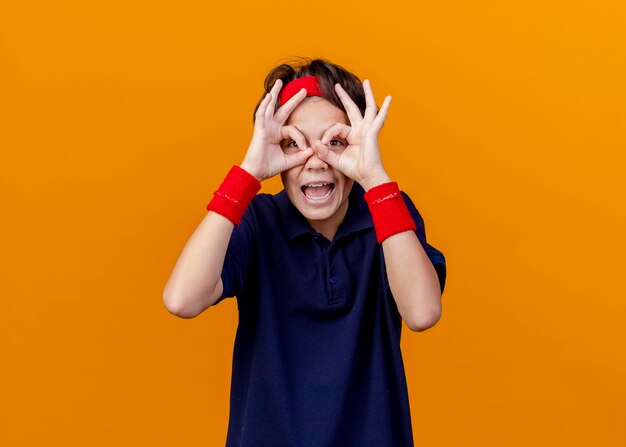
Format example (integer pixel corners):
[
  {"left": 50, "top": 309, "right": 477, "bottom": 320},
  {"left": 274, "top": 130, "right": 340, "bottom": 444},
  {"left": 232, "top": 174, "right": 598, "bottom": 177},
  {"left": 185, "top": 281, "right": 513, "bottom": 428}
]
[{"left": 313, "top": 234, "right": 343, "bottom": 306}]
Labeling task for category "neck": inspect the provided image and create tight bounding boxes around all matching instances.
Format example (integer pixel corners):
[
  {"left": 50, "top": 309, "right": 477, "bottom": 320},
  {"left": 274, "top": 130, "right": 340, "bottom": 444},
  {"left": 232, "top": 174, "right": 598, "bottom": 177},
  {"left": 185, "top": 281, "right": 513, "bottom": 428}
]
[{"left": 308, "top": 197, "right": 350, "bottom": 242}]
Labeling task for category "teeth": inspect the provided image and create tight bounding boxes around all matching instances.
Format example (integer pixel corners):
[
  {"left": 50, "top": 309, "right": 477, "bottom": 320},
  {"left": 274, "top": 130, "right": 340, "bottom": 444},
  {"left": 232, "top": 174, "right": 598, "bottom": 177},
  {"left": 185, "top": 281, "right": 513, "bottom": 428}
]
[
  {"left": 304, "top": 184, "right": 334, "bottom": 201},
  {"left": 305, "top": 182, "right": 330, "bottom": 187}
]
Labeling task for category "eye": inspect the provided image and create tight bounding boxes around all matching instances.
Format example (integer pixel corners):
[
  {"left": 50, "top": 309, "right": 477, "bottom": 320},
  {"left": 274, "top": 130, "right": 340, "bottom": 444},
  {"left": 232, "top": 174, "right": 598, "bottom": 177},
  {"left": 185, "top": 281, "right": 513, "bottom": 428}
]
[
  {"left": 282, "top": 140, "right": 300, "bottom": 153},
  {"left": 329, "top": 139, "right": 344, "bottom": 147}
]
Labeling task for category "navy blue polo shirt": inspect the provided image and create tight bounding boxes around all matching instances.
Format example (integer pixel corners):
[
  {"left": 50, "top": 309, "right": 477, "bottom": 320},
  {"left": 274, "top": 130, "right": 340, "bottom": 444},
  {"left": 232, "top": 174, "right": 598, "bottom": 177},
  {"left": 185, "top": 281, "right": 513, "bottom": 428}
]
[{"left": 213, "top": 182, "right": 446, "bottom": 447}]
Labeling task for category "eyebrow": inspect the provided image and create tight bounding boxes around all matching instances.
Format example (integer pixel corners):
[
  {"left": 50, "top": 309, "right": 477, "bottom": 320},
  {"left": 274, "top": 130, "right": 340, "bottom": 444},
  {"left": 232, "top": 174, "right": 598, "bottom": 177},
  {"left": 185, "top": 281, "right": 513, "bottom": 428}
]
[{"left": 288, "top": 122, "right": 339, "bottom": 138}]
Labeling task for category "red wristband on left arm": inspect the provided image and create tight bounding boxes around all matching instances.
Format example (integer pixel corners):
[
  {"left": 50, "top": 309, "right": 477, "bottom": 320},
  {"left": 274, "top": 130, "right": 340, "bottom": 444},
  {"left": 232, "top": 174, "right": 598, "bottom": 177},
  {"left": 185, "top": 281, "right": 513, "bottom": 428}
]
[{"left": 364, "top": 182, "right": 417, "bottom": 244}]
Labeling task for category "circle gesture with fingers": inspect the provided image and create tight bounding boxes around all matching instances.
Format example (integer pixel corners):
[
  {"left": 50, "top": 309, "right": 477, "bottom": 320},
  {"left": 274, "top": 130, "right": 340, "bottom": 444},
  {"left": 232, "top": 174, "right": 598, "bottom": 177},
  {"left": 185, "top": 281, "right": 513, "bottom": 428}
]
[
  {"left": 240, "top": 79, "right": 314, "bottom": 182},
  {"left": 313, "top": 79, "right": 392, "bottom": 188}
]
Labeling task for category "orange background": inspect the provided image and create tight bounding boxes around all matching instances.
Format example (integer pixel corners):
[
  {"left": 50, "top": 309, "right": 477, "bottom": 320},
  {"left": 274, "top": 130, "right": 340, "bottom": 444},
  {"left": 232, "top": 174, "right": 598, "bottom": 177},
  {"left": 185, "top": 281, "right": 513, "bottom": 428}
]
[{"left": 2, "top": 0, "right": 625, "bottom": 445}]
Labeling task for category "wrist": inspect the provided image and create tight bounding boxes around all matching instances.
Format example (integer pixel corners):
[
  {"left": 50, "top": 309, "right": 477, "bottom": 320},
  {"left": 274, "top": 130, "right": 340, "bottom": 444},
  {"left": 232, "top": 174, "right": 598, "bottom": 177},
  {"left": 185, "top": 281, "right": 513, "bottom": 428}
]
[
  {"left": 206, "top": 165, "right": 262, "bottom": 225},
  {"left": 239, "top": 161, "right": 263, "bottom": 182},
  {"left": 359, "top": 171, "right": 393, "bottom": 191},
  {"left": 364, "top": 181, "right": 417, "bottom": 244}
]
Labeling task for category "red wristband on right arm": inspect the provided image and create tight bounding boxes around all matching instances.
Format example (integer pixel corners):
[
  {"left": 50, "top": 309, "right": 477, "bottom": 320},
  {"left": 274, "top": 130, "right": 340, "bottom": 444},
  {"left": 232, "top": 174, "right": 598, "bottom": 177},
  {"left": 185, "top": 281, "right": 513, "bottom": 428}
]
[{"left": 206, "top": 165, "right": 261, "bottom": 225}]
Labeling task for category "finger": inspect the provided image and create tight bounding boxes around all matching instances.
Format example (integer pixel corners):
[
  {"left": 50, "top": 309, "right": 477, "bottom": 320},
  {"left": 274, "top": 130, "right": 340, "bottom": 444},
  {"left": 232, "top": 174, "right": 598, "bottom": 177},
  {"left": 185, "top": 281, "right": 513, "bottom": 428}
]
[
  {"left": 283, "top": 147, "right": 314, "bottom": 171},
  {"left": 280, "top": 125, "right": 308, "bottom": 151},
  {"left": 313, "top": 140, "right": 341, "bottom": 169},
  {"left": 255, "top": 92, "right": 273, "bottom": 130},
  {"left": 372, "top": 96, "right": 392, "bottom": 131},
  {"left": 320, "top": 123, "right": 351, "bottom": 145},
  {"left": 334, "top": 83, "right": 362, "bottom": 125},
  {"left": 265, "top": 79, "right": 283, "bottom": 121},
  {"left": 274, "top": 88, "right": 308, "bottom": 124},
  {"left": 363, "top": 79, "right": 378, "bottom": 122}
]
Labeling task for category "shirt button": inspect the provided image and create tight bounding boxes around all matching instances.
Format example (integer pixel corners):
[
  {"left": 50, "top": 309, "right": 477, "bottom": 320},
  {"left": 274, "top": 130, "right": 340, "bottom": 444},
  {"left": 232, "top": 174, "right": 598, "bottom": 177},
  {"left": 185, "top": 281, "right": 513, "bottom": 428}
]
[{"left": 329, "top": 276, "right": 337, "bottom": 284}]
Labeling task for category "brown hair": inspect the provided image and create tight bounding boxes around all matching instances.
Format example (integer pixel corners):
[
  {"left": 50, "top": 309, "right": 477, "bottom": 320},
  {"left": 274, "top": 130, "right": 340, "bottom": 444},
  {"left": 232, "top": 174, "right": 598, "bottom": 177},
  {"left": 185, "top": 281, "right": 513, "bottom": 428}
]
[{"left": 252, "top": 57, "right": 367, "bottom": 124}]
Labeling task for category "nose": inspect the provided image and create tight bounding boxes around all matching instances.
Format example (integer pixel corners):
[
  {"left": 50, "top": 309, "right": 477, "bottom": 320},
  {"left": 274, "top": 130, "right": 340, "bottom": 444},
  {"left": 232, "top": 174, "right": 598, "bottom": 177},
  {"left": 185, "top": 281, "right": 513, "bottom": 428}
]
[{"left": 304, "top": 141, "right": 328, "bottom": 170}]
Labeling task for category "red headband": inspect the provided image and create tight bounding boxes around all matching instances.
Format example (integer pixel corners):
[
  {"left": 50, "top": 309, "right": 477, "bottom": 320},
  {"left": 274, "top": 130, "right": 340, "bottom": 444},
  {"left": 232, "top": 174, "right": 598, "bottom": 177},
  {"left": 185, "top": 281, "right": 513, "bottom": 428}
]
[{"left": 278, "top": 75, "right": 323, "bottom": 106}]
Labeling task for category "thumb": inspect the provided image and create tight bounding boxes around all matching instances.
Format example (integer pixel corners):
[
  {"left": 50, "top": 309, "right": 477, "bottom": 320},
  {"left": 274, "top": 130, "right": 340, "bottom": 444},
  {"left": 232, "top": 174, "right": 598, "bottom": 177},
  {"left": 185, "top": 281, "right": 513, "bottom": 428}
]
[
  {"left": 283, "top": 147, "right": 314, "bottom": 171},
  {"left": 314, "top": 140, "right": 341, "bottom": 169}
]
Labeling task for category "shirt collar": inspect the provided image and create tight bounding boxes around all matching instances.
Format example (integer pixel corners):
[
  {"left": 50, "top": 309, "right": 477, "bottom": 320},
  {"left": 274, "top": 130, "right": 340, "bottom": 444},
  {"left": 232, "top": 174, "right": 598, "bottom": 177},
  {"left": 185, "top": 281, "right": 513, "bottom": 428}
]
[{"left": 274, "top": 182, "right": 374, "bottom": 242}]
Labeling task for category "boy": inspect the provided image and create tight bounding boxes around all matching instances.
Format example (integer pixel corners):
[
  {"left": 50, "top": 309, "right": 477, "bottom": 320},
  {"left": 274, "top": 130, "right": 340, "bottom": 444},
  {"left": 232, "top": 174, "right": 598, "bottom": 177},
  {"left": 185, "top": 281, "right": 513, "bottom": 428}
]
[{"left": 163, "top": 58, "right": 447, "bottom": 446}]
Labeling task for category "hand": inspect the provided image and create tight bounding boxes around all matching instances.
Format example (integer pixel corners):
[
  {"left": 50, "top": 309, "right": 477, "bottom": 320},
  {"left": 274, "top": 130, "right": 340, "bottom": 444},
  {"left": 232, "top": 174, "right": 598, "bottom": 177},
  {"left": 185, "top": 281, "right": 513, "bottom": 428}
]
[
  {"left": 240, "top": 79, "right": 314, "bottom": 182},
  {"left": 313, "top": 79, "right": 393, "bottom": 190}
]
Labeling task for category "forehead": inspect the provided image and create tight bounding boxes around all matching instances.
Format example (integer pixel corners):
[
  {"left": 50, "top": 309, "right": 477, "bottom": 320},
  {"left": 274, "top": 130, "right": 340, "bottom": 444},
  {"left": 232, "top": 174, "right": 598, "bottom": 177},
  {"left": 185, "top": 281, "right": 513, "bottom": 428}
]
[{"left": 285, "top": 97, "right": 348, "bottom": 131}]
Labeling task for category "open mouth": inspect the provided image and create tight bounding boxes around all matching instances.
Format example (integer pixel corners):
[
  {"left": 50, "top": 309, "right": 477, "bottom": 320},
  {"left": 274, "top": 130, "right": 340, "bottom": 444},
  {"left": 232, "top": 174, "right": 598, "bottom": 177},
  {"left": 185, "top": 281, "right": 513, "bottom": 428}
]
[{"left": 301, "top": 182, "right": 336, "bottom": 201}]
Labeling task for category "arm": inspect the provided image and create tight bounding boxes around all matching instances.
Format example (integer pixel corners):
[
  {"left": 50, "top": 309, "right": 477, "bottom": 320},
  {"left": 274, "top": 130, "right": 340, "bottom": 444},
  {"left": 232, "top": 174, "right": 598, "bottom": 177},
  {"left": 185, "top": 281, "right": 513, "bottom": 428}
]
[
  {"left": 314, "top": 80, "right": 442, "bottom": 332},
  {"left": 162, "top": 79, "right": 312, "bottom": 318},
  {"left": 382, "top": 230, "right": 442, "bottom": 332},
  {"left": 162, "top": 211, "right": 234, "bottom": 318},
  {"left": 360, "top": 175, "right": 442, "bottom": 332}
]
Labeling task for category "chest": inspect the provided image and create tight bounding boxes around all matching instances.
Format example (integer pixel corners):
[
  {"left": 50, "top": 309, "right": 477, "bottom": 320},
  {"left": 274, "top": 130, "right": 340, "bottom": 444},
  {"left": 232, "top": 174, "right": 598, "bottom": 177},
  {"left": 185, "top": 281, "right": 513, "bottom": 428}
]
[{"left": 254, "top": 233, "right": 387, "bottom": 317}]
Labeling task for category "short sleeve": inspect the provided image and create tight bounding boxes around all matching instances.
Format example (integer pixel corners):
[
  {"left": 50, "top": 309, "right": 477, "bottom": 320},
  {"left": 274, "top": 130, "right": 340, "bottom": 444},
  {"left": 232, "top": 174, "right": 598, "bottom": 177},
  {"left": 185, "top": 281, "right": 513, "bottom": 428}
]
[
  {"left": 211, "top": 205, "right": 256, "bottom": 306},
  {"left": 400, "top": 192, "right": 447, "bottom": 294}
]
